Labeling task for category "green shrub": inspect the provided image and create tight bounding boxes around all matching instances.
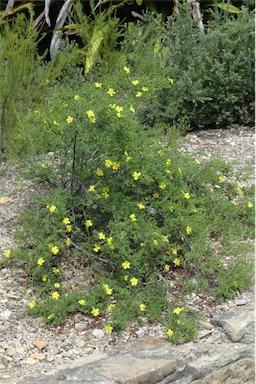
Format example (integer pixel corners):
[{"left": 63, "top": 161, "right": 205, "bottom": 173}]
[
  {"left": 122, "top": 7, "right": 254, "bottom": 130},
  {"left": 4, "top": 60, "right": 254, "bottom": 343}
]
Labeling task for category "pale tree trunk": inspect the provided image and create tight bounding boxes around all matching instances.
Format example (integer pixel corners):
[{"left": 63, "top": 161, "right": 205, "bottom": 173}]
[{"left": 188, "top": 0, "right": 205, "bottom": 33}]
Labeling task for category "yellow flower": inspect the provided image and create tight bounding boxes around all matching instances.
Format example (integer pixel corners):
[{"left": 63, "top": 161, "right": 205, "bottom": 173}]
[
  {"left": 91, "top": 307, "right": 100, "bottom": 317},
  {"left": 237, "top": 189, "right": 243, "bottom": 195},
  {"left": 52, "top": 267, "right": 60, "bottom": 274},
  {"left": 186, "top": 226, "right": 192, "bottom": 235},
  {"left": 78, "top": 299, "right": 86, "bottom": 306},
  {"left": 96, "top": 169, "right": 104, "bottom": 176},
  {"left": 132, "top": 80, "right": 139, "bottom": 85},
  {"left": 51, "top": 246, "right": 59, "bottom": 255},
  {"left": 54, "top": 283, "right": 60, "bottom": 289},
  {"left": 219, "top": 175, "right": 224, "bottom": 182},
  {"left": 3, "top": 249, "right": 11, "bottom": 258},
  {"left": 132, "top": 171, "right": 141, "bottom": 180},
  {"left": 130, "top": 277, "right": 138, "bottom": 286},
  {"left": 48, "top": 314, "right": 55, "bottom": 320},
  {"left": 173, "top": 258, "right": 180, "bottom": 267},
  {"left": 142, "top": 86, "right": 148, "bottom": 92},
  {"left": 191, "top": 207, "right": 198, "bottom": 213},
  {"left": 37, "top": 258, "right": 45, "bottom": 266},
  {"left": 166, "top": 159, "right": 172, "bottom": 165},
  {"left": 42, "top": 275, "right": 47, "bottom": 282},
  {"left": 98, "top": 232, "right": 106, "bottom": 240},
  {"left": 107, "top": 237, "right": 113, "bottom": 247},
  {"left": 93, "top": 244, "right": 100, "bottom": 252},
  {"left": 172, "top": 247, "right": 177, "bottom": 255},
  {"left": 107, "top": 304, "right": 115, "bottom": 312},
  {"left": 105, "top": 324, "right": 113, "bottom": 333},
  {"left": 49, "top": 205, "right": 57, "bottom": 213},
  {"left": 86, "top": 110, "right": 95, "bottom": 118},
  {"left": 124, "top": 275, "right": 129, "bottom": 281},
  {"left": 123, "top": 66, "right": 130, "bottom": 74},
  {"left": 130, "top": 105, "right": 135, "bottom": 113},
  {"left": 122, "top": 261, "right": 130, "bottom": 269},
  {"left": 182, "top": 191, "right": 190, "bottom": 199},
  {"left": 74, "top": 95, "right": 80, "bottom": 100},
  {"left": 102, "top": 186, "right": 110, "bottom": 199},
  {"left": 137, "top": 203, "right": 145, "bottom": 209},
  {"left": 136, "top": 92, "right": 142, "bottom": 98},
  {"left": 65, "top": 238, "right": 71, "bottom": 247},
  {"left": 247, "top": 202, "right": 253, "bottom": 208},
  {"left": 103, "top": 284, "right": 113, "bottom": 295},
  {"left": 28, "top": 300, "right": 36, "bottom": 309},
  {"left": 112, "top": 162, "right": 120, "bottom": 171},
  {"left": 168, "top": 78, "right": 174, "bottom": 84},
  {"left": 129, "top": 213, "right": 137, "bottom": 222},
  {"left": 139, "top": 304, "right": 146, "bottom": 312},
  {"left": 95, "top": 82, "right": 102, "bottom": 88},
  {"left": 166, "top": 329, "right": 174, "bottom": 337},
  {"left": 66, "top": 225, "right": 72, "bottom": 233},
  {"left": 164, "top": 264, "right": 170, "bottom": 271},
  {"left": 52, "top": 291, "right": 60, "bottom": 300},
  {"left": 107, "top": 88, "right": 115, "bottom": 96},
  {"left": 89, "top": 185, "right": 96, "bottom": 192},
  {"left": 159, "top": 182, "right": 167, "bottom": 190},
  {"left": 173, "top": 307, "right": 183, "bottom": 315},
  {"left": 105, "top": 159, "right": 113, "bottom": 168},
  {"left": 85, "top": 220, "right": 93, "bottom": 228},
  {"left": 63, "top": 217, "right": 71, "bottom": 225},
  {"left": 66, "top": 116, "right": 74, "bottom": 124},
  {"left": 162, "top": 235, "right": 169, "bottom": 242},
  {"left": 41, "top": 163, "right": 47, "bottom": 169},
  {"left": 195, "top": 158, "right": 201, "bottom": 165}
]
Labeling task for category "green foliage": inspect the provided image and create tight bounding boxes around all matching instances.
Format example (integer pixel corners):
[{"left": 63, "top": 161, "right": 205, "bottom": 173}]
[
  {"left": 5, "top": 60, "right": 253, "bottom": 344},
  {"left": 0, "top": 12, "right": 42, "bottom": 153},
  {"left": 1, "top": 5, "right": 254, "bottom": 344},
  {"left": 122, "top": 7, "right": 255, "bottom": 130}
]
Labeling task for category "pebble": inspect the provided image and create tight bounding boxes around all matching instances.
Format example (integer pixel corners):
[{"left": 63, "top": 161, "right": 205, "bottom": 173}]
[
  {"left": 0, "top": 310, "right": 12, "bottom": 321},
  {"left": 91, "top": 329, "right": 105, "bottom": 339}
]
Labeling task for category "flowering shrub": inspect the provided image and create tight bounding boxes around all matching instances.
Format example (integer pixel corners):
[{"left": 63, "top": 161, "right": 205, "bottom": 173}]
[{"left": 6, "top": 61, "right": 254, "bottom": 343}]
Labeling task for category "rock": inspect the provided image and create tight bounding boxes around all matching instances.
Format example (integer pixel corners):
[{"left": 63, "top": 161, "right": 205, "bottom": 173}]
[
  {"left": 0, "top": 309, "right": 12, "bottom": 321},
  {"left": 74, "top": 323, "right": 87, "bottom": 331},
  {"left": 30, "top": 353, "right": 45, "bottom": 360},
  {"left": 199, "top": 321, "right": 214, "bottom": 330},
  {"left": 91, "top": 329, "right": 105, "bottom": 339},
  {"left": 34, "top": 339, "right": 48, "bottom": 350},
  {"left": 6, "top": 348, "right": 16, "bottom": 356},
  {"left": 96, "top": 354, "right": 177, "bottom": 384},
  {"left": 234, "top": 299, "right": 248, "bottom": 306},
  {"left": 211, "top": 306, "right": 254, "bottom": 342},
  {"left": 77, "top": 340, "right": 85, "bottom": 348}
]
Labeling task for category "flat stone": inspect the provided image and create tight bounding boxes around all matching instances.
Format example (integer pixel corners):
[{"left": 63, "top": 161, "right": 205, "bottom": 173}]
[
  {"left": 96, "top": 355, "right": 177, "bottom": 384},
  {"left": 91, "top": 329, "right": 105, "bottom": 339},
  {"left": 211, "top": 307, "right": 254, "bottom": 342},
  {"left": 34, "top": 338, "right": 48, "bottom": 350}
]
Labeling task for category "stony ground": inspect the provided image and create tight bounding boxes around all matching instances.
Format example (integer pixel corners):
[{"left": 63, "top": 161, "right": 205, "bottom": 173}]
[{"left": 0, "top": 126, "right": 254, "bottom": 384}]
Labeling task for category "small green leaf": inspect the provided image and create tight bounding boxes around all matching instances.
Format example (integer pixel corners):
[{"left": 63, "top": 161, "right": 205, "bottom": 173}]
[
  {"left": 213, "top": 3, "right": 242, "bottom": 13},
  {"left": 136, "top": 0, "right": 144, "bottom": 5}
]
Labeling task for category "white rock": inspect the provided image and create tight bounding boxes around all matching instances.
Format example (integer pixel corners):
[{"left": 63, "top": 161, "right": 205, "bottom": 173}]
[
  {"left": 91, "top": 329, "right": 105, "bottom": 339},
  {"left": 0, "top": 309, "right": 12, "bottom": 321}
]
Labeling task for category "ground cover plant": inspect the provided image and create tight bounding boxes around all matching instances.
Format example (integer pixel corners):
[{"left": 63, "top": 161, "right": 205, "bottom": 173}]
[{"left": 1, "top": 5, "right": 255, "bottom": 344}]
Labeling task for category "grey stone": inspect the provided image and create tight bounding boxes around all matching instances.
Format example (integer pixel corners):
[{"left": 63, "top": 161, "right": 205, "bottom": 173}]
[
  {"left": 211, "top": 306, "right": 254, "bottom": 342},
  {"left": 91, "top": 329, "right": 105, "bottom": 339}
]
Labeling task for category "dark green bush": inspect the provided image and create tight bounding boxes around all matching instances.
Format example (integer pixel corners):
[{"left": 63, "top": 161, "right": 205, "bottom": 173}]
[{"left": 122, "top": 7, "right": 254, "bottom": 130}]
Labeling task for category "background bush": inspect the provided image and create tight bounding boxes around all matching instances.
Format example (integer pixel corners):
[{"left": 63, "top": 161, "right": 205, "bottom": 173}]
[{"left": 122, "top": 7, "right": 255, "bottom": 130}]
